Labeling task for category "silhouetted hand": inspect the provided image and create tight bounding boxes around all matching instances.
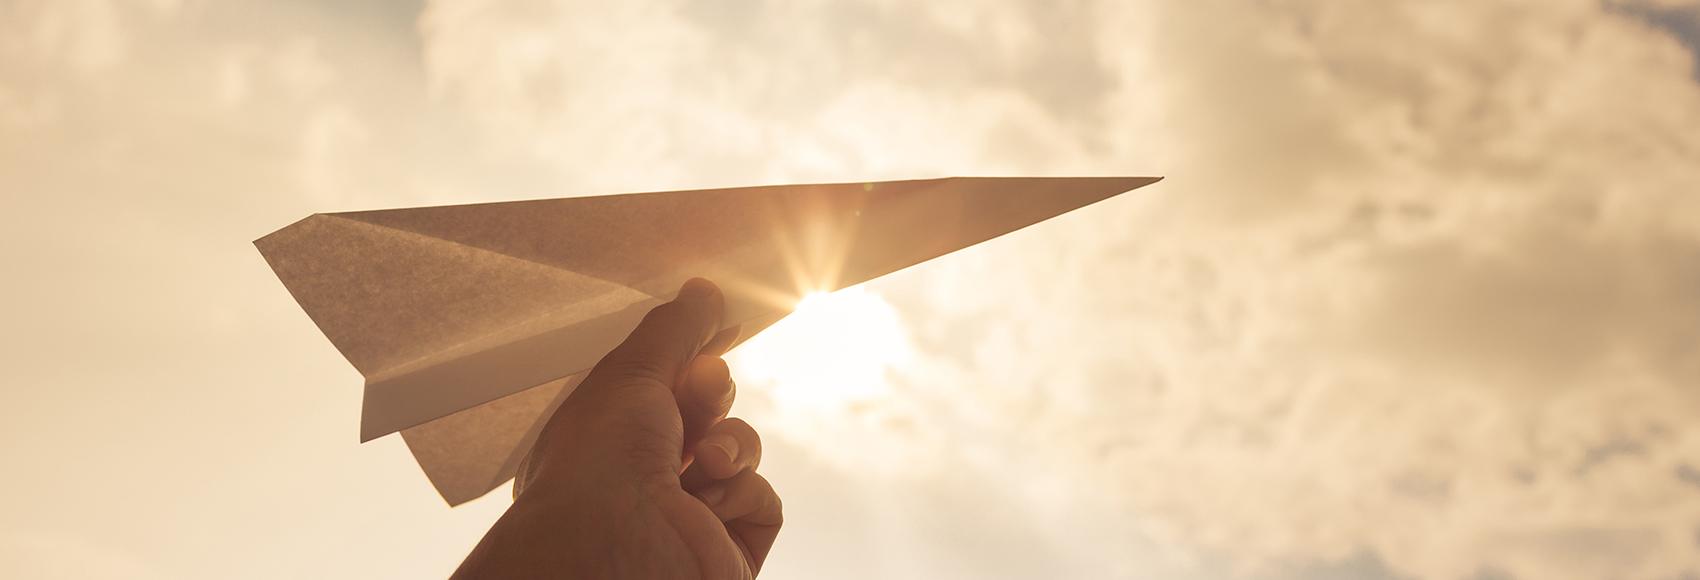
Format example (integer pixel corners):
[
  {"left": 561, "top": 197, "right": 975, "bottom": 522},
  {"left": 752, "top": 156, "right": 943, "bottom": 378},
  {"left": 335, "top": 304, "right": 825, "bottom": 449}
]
[{"left": 451, "top": 278, "right": 781, "bottom": 580}]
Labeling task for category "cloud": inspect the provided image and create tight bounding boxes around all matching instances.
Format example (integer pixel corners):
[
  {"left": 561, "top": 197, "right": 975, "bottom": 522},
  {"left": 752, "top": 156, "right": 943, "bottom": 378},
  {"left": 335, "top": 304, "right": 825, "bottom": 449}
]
[
  {"left": 435, "top": 0, "right": 1700, "bottom": 578},
  {"left": 414, "top": 0, "right": 1155, "bottom": 190},
  {"left": 1611, "top": 1, "right": 1700, "bottom": 79},
  {"left": 2, "top": 0, "right": 1695, "bottom": 578},
  {"left": 0, "top": 530, "right": 172, "bottom": 580},
  {"left": 272, "top": 35, "right": 337, "bottom": 100},
  {"left": 298, "top": 105, "right": 373, "bottom": 206},
  {"left": 12, "top": 0, "right": 127, "bottom": 72},
  {"left": 828, "top": 2, "right": 1700, "bottom": 579},
  {"left": 0, "top": 0, "right": 182, "bottom": 74}
]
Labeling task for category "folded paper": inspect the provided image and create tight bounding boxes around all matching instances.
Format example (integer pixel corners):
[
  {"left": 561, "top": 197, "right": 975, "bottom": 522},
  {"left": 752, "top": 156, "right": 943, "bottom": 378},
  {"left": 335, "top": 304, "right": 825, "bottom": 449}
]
[{"left": 255, "top": 176, "right": 1160, "bottom": 505}]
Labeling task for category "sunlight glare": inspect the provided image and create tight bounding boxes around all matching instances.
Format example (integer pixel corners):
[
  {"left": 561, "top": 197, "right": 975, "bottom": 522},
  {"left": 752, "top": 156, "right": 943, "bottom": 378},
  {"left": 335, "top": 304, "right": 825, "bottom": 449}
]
[{"left": 730, "top": 285, "right": 911, "bottom": 413}]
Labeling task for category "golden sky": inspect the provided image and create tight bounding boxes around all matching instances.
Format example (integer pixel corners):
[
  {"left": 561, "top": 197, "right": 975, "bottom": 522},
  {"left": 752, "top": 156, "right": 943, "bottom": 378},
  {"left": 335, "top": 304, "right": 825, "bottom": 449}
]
[{"left": 3, "top": 0, "right": 1699, "bottom": 579}]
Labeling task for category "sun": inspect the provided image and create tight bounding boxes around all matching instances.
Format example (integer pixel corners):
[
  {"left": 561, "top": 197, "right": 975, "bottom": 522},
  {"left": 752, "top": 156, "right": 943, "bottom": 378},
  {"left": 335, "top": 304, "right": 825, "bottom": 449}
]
[{"left": 728, "top": 285, "right": 911, "bottom": 413}]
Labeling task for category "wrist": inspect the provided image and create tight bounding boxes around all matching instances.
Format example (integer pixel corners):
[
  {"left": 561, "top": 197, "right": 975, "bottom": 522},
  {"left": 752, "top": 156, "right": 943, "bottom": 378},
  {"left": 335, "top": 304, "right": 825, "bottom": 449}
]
[{"left": 451, "top": 492, "right": 625, "bottom": 580}]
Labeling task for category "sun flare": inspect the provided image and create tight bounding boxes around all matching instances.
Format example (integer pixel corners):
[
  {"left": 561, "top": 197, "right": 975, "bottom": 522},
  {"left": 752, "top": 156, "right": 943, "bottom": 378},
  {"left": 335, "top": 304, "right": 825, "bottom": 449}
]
[{"left": 729, "top": 285, "right": 911, "bottom": 413}]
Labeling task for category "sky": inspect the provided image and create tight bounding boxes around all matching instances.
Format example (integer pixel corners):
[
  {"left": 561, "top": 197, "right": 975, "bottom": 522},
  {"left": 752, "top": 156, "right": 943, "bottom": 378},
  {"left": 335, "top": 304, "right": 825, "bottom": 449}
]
[{"left": 1, "top": 0, "right": 1699, "bottom": 579}]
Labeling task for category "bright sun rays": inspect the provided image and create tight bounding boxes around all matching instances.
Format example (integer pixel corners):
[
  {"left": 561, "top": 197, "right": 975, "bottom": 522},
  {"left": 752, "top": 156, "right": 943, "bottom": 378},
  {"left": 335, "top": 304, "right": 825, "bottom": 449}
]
[{"left": 729, "top": 285, "right": 911, "bottom": 414}]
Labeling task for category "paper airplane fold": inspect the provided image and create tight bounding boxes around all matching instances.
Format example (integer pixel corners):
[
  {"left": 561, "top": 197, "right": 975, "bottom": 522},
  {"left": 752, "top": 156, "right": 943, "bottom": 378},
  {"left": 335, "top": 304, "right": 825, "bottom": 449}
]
[{"left": 255, "top": 176, "right": 1159, "bottom": 505}]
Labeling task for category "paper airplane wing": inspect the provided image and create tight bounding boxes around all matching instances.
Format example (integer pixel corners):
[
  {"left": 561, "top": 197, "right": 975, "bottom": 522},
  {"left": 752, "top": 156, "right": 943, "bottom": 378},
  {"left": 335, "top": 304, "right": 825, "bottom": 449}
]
[{"left": 255, "top": 176, "right": 1159, "bottom": 505}]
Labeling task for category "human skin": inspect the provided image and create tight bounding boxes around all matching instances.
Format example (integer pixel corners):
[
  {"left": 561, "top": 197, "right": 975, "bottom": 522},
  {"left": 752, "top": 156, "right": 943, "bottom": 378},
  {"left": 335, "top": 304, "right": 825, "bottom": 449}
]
[{"left": 451, "top": 278, "right": 782, "bottom": 580}]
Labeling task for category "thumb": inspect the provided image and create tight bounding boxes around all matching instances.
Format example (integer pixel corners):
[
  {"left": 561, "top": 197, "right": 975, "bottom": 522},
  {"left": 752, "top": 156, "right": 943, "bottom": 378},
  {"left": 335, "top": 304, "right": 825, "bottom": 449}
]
[
  {"left": 516, "top": 278, "right": 726, "bottom": 496},
  {"left": 584, "top": 277, "right": 727, "bottom": 397}
]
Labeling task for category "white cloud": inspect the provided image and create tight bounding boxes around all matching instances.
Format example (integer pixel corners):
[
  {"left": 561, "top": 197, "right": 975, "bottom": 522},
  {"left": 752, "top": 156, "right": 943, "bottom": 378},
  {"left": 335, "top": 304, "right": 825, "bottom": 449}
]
[
  {"left": 386, "top": 0, "right": 1699, "bottom": 578},
  {"left": 0, "top": 530, "right": 172, "bottom": 580},
  {"left": 1, "top": 0, "right": 1695, "bottom": 578},
  {"left": 830, "top": 1, "right": 1700, "bottom": 579},
  {"left": 415, "top": 0, "right": 1147, "bottom": 190},
  {"left": 271, "top": 36, "right": 336, "bottom": 100},
  {"left": 1, "top": 0, "right": 182, "bottom": 74},
  {"left": 298, "top": 105, "right": 373, "bottom": 207},
  {"left": 24, "top": 0, "right": 126, "bottom": 72}
]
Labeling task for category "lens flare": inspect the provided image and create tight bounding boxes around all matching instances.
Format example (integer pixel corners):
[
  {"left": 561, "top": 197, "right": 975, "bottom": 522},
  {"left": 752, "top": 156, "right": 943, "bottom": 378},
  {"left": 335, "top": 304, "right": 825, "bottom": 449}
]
[{"left": 729, "top": 285, "right": 910, "bottom": 413}]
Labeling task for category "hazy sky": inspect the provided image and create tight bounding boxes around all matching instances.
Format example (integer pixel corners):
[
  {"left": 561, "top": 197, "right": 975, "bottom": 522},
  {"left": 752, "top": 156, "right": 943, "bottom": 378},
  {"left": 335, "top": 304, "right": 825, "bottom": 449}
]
[{"left": 3, "top": 0, "right": 1699, "bottom": 579}]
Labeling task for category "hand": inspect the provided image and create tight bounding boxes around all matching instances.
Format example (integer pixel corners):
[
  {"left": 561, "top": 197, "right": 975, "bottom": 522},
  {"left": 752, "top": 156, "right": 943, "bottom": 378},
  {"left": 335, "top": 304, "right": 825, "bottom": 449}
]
[{"left": 451, "top": 278, "right": 782, "bottom": 580}]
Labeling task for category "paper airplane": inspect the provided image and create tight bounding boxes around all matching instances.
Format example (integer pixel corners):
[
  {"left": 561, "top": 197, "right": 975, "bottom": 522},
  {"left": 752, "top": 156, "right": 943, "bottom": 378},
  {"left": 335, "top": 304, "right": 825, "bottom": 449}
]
[{"left": 255, "top": 176, "right": 1160, "bottom": 505}]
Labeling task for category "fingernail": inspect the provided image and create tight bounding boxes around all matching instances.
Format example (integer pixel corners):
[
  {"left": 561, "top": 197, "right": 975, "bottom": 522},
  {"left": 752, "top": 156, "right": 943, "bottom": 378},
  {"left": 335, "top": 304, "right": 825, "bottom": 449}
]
[
  {"left": 703, "top": 435, "right": 739, "bottom": 464},
  {"left": 696, "top": 485, "right": 726, "bottom": 507},
  {"left": 678, "top": 277, "right": 717, "bottom": 299}
]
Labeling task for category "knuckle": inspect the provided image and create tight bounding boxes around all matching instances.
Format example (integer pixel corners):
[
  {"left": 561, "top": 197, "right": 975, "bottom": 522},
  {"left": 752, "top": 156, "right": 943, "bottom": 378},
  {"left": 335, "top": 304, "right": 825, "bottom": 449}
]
[
  {"left": 726, "top": 418, "right": 761, "bottom": 448},
  {"left": 751, "top": 473, "right": 783, "bottom": 523},
  {"left": 596, "top": 355, "right": 675, "bottom": 384},
  {"left": 634, "top": 467, "right": 680, "bottom": 500},
  {"left": 720, "top": 417, "right": 754, "bottom": 436},
  {"left": 709, "top": 381, "right": 737, "bottom": 412},
  {"left": 643, "top": 300, "right": 702, "bottom": 328}
]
